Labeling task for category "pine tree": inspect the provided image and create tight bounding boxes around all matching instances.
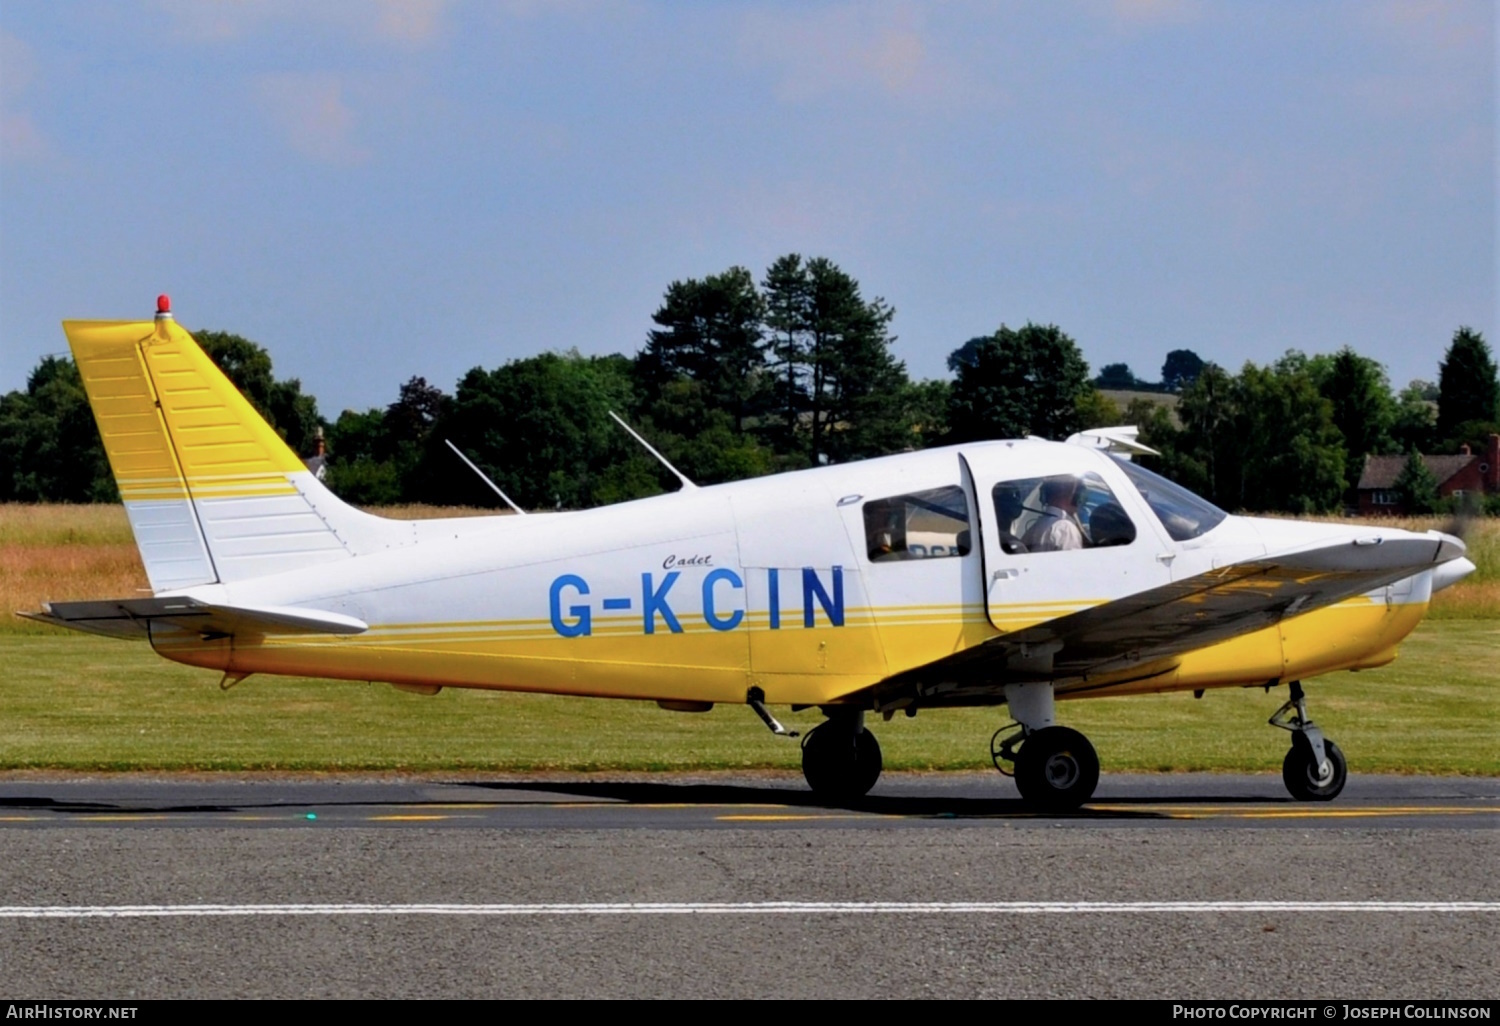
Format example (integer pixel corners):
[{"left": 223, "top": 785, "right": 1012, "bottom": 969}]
[
  {"left": 1436, "top": 327, "right": 1499, "bottom": 441},
  {"left": 760, "top": 255, "right": 908, "bottom": 465},
  {"left": 1392, "top": 449, "right": 1439, "bottom": 514},
  {"left": 762, "top": 254, "right": 813, "bottom": 456},
  {"left": 1320, "top": 347, "right": 1395, "bottom": 497},
  {"left": 640, "top": 266, "right": 766, "bottom": 432}
]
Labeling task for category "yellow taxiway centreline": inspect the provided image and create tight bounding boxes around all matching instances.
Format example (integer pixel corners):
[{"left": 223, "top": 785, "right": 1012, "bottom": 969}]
[
  {"left": 1089, "top": 804, "right": 1499, "bottom": 819},
  {"left": 551, "top": 802, "right": 794, "bottom": 811},
  {"left": 717, "top": 813, "right": 888, "bottom": 822},
  {"left": 1169, "top": 808, "right": 1498, "bottom": 821},
  {"left": 75, "top": 815, "right": 170, "bottom": 822}
]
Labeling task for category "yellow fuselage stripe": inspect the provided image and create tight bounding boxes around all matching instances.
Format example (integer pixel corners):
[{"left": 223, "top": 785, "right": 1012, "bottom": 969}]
[{"left": 152, "top": 597, "right": 1428, "bottom": 708}]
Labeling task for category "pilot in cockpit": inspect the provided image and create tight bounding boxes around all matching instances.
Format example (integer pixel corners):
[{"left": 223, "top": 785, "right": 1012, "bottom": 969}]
[{"left": 1022, "top": 477, "right": 1084, "bottom": 552}]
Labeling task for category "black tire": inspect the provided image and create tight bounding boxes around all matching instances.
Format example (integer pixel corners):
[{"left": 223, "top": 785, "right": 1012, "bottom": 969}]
[
  {"left": 801, "top": 723, "right": 883, "bottom": 800},
  {"left": 1282, "top": 737, "right": 1346, "bottom": 802},
  {"left": 1013, "top": 726, "right": 1100, "bottom": 811}
]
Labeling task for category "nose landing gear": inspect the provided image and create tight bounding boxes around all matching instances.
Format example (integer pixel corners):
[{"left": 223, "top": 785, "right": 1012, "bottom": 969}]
[{"left": 1271, "top": 681, "right": 1347, "bottom": 801}]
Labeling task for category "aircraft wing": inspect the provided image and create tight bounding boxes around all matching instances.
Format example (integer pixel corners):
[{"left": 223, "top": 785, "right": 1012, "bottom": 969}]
[
  {"left": 19, "top": 597, "right": 368, "bottom": 640},
  {"left": 864, "top": 533, "right": 1463, "bottom": 708}
]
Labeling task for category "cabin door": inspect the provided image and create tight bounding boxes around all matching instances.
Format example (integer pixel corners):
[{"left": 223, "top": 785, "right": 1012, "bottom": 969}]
[{"left": 959, "top": 448, "right": 1171, "bottom": 633}]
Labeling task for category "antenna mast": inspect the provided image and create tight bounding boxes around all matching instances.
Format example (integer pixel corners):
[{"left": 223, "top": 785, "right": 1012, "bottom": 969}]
[
  {"left": 608, "top": 411, "right": 697, "bottom": 491},
  {"left": 444, "top": 439, "right": 527, "bottom": 515}
]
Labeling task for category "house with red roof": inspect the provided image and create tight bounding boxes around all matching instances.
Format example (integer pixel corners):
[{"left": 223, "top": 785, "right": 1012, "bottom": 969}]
[{"left": 1356, "top": 433, "right": 1499, "bottom": 515}]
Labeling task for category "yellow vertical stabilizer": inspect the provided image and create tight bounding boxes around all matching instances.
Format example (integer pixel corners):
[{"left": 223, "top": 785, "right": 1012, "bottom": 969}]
[
  {"left": 65, "top": 318, "right": 306, "bottom": 499},
  {"left": 65, "top": 310, "right": 379, "bottom": 590}
]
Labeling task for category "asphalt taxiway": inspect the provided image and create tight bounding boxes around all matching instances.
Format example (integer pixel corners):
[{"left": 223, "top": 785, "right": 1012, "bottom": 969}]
[
  {"left": 1, "top": 771, "right": 1496, "bottom": 830},
  {"left": 0, "top": 773, "right": 1495, "bottom": 999}
]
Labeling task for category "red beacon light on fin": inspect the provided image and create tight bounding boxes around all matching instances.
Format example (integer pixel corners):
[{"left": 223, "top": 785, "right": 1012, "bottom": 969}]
[{"left": 156, "top": 294, "right": 172, "bottom": 318}]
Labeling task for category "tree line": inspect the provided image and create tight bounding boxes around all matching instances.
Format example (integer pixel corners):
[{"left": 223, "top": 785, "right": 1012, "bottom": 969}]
[{"left": 2, "top": 255, "right": 1496, "bottom": 515}]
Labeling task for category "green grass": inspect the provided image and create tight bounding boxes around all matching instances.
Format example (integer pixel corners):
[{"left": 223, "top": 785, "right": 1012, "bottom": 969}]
[{"left": 1, "top": 620, "right": 1494, "bottom": 774}]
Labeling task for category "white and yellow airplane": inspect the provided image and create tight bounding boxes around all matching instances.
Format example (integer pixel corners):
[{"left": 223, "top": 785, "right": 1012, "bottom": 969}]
[{"left": 27, "top": 298, "right": 1475, "bottom": 809}]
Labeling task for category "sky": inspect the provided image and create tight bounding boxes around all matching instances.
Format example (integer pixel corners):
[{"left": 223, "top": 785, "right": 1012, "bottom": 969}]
[{"left": 1, "top": 1, "right": 1494, "bottom": 417}]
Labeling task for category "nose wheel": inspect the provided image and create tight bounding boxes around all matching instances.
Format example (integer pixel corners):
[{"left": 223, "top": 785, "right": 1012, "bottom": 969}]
[
  {"left": 1271, "top": 681, "right": 1346, "bottom": 801},
  {"left": 1283, "top": 736, "right": 1346, "bottom": 801}
]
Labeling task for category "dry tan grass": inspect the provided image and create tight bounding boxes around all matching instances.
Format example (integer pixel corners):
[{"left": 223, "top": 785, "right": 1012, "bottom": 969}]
[
  {"left": 2, "top": 506, "right": 145, "bottom": 631},
  {"left": 4, "top": 504, "right": 1495, "bottom": 632},
  {"left": 1272, "top": 513, "right": 1498, "bottom": 618},
  {"left": 0, "top": 503, "right": 136, "bottom": 547},
  {"left": 2, "top": 543, "right": 149, "bottom": 624},
  {"left": 360, "top": 504, "right": 499, "bottom": 520},
  {"left": 0, "top": 503, "right": 504, "bottom": 633}
]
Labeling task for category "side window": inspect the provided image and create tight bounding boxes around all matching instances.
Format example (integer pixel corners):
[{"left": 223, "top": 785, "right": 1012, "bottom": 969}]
[
  {"left": 863, "top": 485, "right": 972, "bottom": 562},
  {"left": 992, "top": 472, "right": 1137, "bottom": 555}
]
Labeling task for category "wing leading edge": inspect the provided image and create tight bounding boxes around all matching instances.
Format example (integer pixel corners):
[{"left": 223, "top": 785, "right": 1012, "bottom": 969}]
[{"left": 861, "top": 533, "right": 1464, "bottom": 709}]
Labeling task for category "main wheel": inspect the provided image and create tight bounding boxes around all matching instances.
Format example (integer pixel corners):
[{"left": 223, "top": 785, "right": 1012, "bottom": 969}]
[
  {"left": 1013, "top": 726, "right": 1099, "bottom": 811},
  {"left": 1282, "top": 737, "right": 1346, "bottom": 801},
  {"left": 801, "top": 723, "right": 882, "bottom": 800}
]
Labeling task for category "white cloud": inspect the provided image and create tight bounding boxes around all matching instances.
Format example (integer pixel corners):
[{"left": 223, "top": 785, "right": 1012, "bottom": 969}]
[
  {"left": 373, "top": 0, "right": 447, "bottom": 43},
  {"left": 0, "top": 31, "right": 50, "bottom": 163},
  {"left": 150, "top": 0, "right": 296, "bottom": 42},
  {"left": 737, "top": 3, "right": 960, "bottom": 104},
  {"left": 256, "top": 73, "right": 369, "bottom": 164},
  {"left": 150, "top": 0, "right": 451, "bottom": 46},
  {"left": 1107, "top": 0, "right": 1203, "bottom": 27},
  {"left": 1364, "top": 0, "right": 1491, "bottom": 54},
  {"left": 1347, "top": 1, "right": 1494, "bottom": 119}
]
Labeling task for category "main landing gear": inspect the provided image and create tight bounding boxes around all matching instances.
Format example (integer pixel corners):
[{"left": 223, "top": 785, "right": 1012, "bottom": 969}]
[
  {"left": 800, "top": 709, "right": 883, "bottom": 801},
  {"left": 746, "top": 689, "right": 884, "bottom": 802},
  {"left": 991, "top": 682, "right": 1100, "bottom": 812},
  {"left": 1270, "top": 680, "right": 1347, "bottom": 802}
]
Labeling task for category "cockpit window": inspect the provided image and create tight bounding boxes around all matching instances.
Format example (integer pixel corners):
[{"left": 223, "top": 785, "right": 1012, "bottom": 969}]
[
  {"left": 863, "top": 486, "right": 972, "bottom": 562},
  {"left": 992, "top": 473, "right": 1137, "bottom": 554},
  {"left": 1111, "top": 456, "right": 1227, "bottom": 542}
]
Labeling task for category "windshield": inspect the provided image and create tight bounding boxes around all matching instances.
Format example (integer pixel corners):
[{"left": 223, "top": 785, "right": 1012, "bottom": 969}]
[{"left": 1111, "top": 456, "right": 1227, "bottom": 542}]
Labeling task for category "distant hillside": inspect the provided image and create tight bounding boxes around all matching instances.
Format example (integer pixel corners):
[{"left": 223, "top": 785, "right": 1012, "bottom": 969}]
[{"left": 1101, "top": 390, "right": 1179, "bottom": 410}]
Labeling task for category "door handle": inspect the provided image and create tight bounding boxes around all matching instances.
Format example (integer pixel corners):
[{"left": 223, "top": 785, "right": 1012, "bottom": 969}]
[
  {"left": 1156, "top": 553, "right": 1176, "bottom": 565},
  {"left": 991, "top": 568, "right": 1019, "bottom": 581}
]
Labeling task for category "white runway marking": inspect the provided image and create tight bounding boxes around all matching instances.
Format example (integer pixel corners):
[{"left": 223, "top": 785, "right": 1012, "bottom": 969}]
[{"left": 0, "top": 901, "right": 1496, "bottom": 918}]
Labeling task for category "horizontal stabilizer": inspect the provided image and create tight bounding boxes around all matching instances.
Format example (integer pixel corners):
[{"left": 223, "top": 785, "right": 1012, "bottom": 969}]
[
  {"left": 20, "top": 597, "right": 368, "bottom": 640},
  {"left": 867, "top": 533, "right": 1461, "bottom": 706}
]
